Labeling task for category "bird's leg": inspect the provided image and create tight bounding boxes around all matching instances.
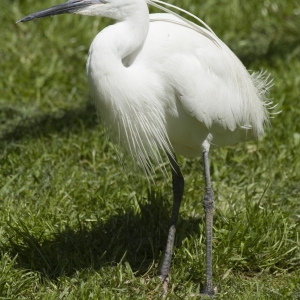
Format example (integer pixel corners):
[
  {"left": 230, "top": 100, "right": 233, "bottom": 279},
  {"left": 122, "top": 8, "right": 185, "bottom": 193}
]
[
  {"left": 201, "top": 150, "right": 215, "bottom": 296},
  {"left": 159, "top": 154, "right": 184, "bottom": 297}
]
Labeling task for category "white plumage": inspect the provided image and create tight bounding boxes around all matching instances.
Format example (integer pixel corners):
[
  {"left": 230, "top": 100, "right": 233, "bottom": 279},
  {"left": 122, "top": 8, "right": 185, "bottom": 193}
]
[
  {"left": 87, "top": 9, "right": 270, "bottom": 173},
  {"left": 17, "top": 0, "right": 272, "bottom": 296}
]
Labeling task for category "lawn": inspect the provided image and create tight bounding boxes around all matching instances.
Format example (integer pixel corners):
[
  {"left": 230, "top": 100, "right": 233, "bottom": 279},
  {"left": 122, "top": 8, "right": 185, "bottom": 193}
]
[{"left": 1, "top": 0, "right": 300, "bottom": 299}]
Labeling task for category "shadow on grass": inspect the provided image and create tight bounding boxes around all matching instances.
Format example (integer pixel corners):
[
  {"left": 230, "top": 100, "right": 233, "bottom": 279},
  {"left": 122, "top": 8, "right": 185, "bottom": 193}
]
[
  {"left": 0, "top": 100, "right": 98, "bottom": 144},
  {"left": 2, "top": 191, "right": 203, "bottom": 281},
  {"left": 234, "top": 34, "right": 300, "bottom": 65}
]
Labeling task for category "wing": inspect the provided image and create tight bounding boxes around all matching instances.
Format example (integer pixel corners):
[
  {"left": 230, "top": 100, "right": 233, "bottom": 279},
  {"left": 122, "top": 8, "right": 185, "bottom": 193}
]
[{"left": 138, "top": 14, "right": 269, "bottom": 138}]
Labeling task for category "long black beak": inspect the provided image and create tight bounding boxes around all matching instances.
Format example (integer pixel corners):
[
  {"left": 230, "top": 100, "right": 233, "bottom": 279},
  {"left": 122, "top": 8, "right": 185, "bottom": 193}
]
[{"left": 17, "top": 0, "right": 93, "bottom": 23}]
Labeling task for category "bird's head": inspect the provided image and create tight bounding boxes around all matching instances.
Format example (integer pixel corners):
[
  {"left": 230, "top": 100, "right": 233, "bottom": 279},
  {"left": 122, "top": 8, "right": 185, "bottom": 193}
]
[{"left": 17, "top": 0, "right": 147, "bottom": 23}]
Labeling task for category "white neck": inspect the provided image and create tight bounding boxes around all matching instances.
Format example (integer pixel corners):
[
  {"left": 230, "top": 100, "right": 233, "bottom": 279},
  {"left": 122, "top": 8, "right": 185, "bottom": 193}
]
[
  {"left": 86, "top": 2, "right": 150, "bottom": 113},
  {"left": 91, "top": 3, "right": 149, "bottom": 64},
  {"left": 86, "top": 3, "right": 172, "bottom": 174}
]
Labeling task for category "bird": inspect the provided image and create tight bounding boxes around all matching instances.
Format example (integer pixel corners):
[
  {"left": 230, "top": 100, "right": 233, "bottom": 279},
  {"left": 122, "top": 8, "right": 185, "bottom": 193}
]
[{"left": 17, "top": 0, "right": 272, "bottom": 297}]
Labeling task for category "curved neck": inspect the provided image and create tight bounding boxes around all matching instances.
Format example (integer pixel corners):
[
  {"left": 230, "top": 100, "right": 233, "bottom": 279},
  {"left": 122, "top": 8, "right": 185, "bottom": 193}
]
[
  {"left": 87, "top": 2, "right": 151, "bottom": 117},
  {"left": 92, "top": 3, "right": 149, "bottom": 62}
]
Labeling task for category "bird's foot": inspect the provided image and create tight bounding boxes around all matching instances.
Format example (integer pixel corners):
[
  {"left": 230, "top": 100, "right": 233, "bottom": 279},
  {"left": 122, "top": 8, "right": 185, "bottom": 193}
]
[
  {"left": 159, "top": 274, "right": 169, "bottom": 298},
  {"left": 189, "top": 294, "right": 213, "bottom": 299},
  {"left": 190, "top": 285, "right": 216, "bottom": 298}
]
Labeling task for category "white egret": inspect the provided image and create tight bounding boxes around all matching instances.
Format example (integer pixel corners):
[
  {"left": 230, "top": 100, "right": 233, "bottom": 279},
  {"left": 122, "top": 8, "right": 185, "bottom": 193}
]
[{"left": 17, "top": 0, "right": 272, "bottom": 296}]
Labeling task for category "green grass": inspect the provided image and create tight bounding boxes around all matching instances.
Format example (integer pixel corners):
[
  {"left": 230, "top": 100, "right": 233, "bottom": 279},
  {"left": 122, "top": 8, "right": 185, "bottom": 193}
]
[{"left": 1, "top": 0, "right": 300, "bottom": 299}]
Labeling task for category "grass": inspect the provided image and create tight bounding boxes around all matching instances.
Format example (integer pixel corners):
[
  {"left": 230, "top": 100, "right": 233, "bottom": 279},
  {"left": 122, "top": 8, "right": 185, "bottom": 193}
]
[{"left": 1, "top": 0, "right": 300, "bottom": 298}]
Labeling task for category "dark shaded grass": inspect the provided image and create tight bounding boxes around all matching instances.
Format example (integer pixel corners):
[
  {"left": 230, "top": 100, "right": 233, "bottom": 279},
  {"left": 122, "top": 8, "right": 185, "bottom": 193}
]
[{"left": 0, "top": 101, "right": 97, "bottom": 143}]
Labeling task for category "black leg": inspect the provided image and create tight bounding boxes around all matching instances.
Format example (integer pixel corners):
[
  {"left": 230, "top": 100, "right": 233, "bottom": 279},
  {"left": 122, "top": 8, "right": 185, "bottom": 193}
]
[
  {"left": 159, "top": 154, "right": 184, "bottom": 296},
  {"left": 201, "top": 150, "right": 215, "bottom": 296}
]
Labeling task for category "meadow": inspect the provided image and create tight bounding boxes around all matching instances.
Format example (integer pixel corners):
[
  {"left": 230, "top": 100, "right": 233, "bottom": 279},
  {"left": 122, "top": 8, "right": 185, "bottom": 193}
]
[{"left": 0, "top": 0, "right": 300, "bottom": 298}]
